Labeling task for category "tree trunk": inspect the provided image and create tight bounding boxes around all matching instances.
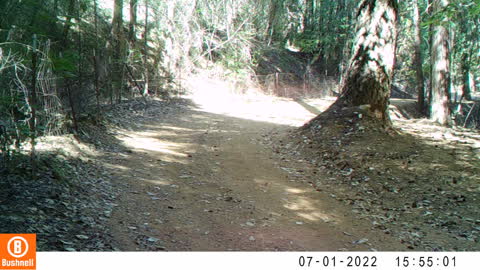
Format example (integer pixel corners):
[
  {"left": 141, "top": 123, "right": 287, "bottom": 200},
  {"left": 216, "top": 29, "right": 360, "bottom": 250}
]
[
  {"left": 93, "top": 0, "right": 100, "bottom": 112},
  {"left": 112, "top": 0, "right": 124, "bottom": 103},
  {"left": 267, "top": 0, "right": 280, "bottom": 43},
  {"left": 303, "top": 0, "right": 314, "bottom": 33},
  {"left": 142, "top": 0, "right": 149, "bottom": 96},
  {"left": 412, "top": 0, "right": 426, "bottom": 114},
  {"left": 129, "top": 0, "right": 138, "bottom": 43},
  {"left": 30, "top": 34, "right": 38, "bottom": 178},
  {"left": 429, "top": 0, "right": 452, "bottom": 125},
  {"left": 459, "top": 8, "right": 474, "bottom": 102},
  {"left": 61, "top": 0, "right": 76, "bottom": 48},
  {"left": 113, "top": 0, "right": 124, "bottom": 38},
  {"left": 76, "top": 0, "right": 83, "bottom": 113},
  {"left": 461, "top": 55, "right": 473, "bottom": 101},
  {"left": 333, "top": 0, "right": 398, "bottom": 125}
]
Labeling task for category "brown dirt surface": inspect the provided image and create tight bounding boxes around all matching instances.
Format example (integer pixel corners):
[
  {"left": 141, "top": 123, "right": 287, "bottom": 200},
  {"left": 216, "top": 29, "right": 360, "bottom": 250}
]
[
  {"left": 91, "top": 86, "right": 479, "bottom": 251},
  {"left": 99, "top": 99, "right": 402, "bottom": 251},
  {"left": 11, "top": 74, "right": 475, "bottom": 251},
  {"left": 283, "top": 98, "right": 480, "bottom": 251},
  {"left": 102, "top": 94, "right": 406, "bottom": 251},
  {"left": 4, "top": 86, "right": 478, "bottom": 252}
]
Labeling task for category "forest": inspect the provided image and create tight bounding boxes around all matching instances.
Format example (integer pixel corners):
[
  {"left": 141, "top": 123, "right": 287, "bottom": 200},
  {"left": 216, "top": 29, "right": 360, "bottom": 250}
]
[{"left": 1, "top": 0, "right": 480, "bottom": 251}]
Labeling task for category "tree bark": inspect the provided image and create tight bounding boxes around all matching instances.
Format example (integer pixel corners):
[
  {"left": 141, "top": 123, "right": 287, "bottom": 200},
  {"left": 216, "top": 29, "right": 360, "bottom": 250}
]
[
  {"left": 129, "top": 0, "right": 138, "bottom": 43},
  {"left": 30, "top": 34, "right": 38, "bottom": 177},
  {"left": 112, "top": 0, "right": 124, "bottom": 103},
  {"left": 461, "top": 55, "right": 473, "bottom": 101},
  {"left": 93, "top": 0, "right": 101, "bottom": 112},
  {"left": 61, "top": 0, "right": 76, "bottom": 48},
  {"left": 412, "top": 0, "right": 426, "bottom": 113},
  {"left": 333, "top": 0, "right": 398, "bottom": 125},
  {"left": 303, "top": 0, "right": 315, "bottom": 33},
  {"left": 267, "top": 0, "right": 280, "bottom": 43},
  {"left": 429, "top": 0, "right": 452, "bottom": 125},
  {"left": 142, "top": 0, "right": 149, "bottom": 96}
]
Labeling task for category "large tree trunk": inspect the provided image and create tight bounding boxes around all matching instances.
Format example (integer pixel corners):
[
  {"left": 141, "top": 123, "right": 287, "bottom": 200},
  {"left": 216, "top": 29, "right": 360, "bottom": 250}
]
[
  {"left": 412, "top": 0, "right": 426, "bottom": 113},
  {"left": 333, "top": 0, "right": 398, "bottom": 125},
  {"left": 429, "top": 0, "right": 451, "bottom": 125}
]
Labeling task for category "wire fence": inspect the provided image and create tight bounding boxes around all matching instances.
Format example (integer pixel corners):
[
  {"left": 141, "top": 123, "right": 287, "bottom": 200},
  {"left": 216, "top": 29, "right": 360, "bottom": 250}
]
[{"left": 254, "top": 72, "right": 340, "bottom": 98}]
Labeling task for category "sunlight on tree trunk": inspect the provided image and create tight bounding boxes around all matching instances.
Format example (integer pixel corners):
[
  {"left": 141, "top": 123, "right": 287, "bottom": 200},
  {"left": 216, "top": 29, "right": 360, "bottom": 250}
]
[
  {"left": 429, "top": 0, "right": 452, "bottom": 126},
  {"left": 334, "top": 0, "right": 398, "bottom": 126},
  {"left": 413, "top": 0, "right": 426, "bottom": 114}
]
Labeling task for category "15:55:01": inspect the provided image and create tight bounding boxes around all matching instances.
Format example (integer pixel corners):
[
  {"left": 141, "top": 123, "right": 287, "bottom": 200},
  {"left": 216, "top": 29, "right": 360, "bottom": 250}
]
[{"left": 396, "top": 256, "right": 456, "bottom": 268}]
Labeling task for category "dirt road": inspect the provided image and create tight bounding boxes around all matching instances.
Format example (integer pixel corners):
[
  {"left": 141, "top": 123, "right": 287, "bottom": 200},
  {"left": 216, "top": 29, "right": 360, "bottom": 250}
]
[{"left": 106, "top": 86, "right": 404, "bottom": 251}]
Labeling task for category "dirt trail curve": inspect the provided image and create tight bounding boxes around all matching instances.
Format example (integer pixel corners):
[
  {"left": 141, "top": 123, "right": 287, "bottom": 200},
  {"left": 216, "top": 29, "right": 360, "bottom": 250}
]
[{"left": 106, "top": 84, "right": 404, "bottom": 251}]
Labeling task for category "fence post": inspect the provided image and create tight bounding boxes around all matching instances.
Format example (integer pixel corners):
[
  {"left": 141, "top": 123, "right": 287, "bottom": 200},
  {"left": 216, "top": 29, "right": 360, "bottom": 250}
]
[
  {"left": 274, "top": 72, "right": 279, "bottom": 96},
  {"left": 30, "top": 34, "right": 38, "bottom": 178}
]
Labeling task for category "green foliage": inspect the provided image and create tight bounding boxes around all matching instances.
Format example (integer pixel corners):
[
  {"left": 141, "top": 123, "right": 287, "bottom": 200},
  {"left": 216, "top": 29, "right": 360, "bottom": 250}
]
[
  {"left": 51, "top": 51, "right": 79, "bottom": 77},
  {"left": 293, "top": 31, "right": 319, "bottom": 53}
]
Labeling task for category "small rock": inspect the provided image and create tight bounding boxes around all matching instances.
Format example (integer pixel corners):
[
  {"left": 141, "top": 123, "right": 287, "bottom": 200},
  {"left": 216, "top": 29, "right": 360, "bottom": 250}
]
[
  {"left": 147, "top": 237, "right": 160, "bottom": 243},
  {"left": 352, "top": 238, "right": 368, "bottom": 245},
  {"left": 60, "top": 240, "right": 74, "bottom": 245},
  {"left": 76, "top": 235, "right": 89, "bottom": 240}
]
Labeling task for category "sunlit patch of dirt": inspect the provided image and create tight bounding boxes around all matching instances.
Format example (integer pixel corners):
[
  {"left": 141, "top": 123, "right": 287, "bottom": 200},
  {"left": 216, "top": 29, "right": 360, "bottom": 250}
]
[{"left": 185, "top": 74, "right": 335, "bottom": 127}]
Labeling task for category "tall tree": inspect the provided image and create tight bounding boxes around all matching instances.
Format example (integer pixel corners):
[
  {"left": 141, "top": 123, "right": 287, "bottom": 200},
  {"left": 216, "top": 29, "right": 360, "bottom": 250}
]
[
  {"left": 412, "top": 0, "right": 426, "bottom": 113},
  {"left": 331, "top": 0, "right": 399, "bottom": 125},
  {"left": 129, "top": 0, "right": 138, "bottom": 44},
  {"left": 458, "top": 6, "right": 478, "bottom": 101},
  {"left": 142, "top": 0, "right": 149, "bottom": 96},
  {"left": 266, "top": 0, "right": 281, "bottom": 43},
  {"left": 303, "top": 0, "right": 315, "bottom": 33},
  {"left": 429, "top": 0, "right": 451, "bottom": 125},
  {"left": 112, "top": 0, "right": 125, "bottom": 103},
  {"left": 61, "top": 0, "right": 76, "bottom": 48},
  {"left": 93, "top": 0, "right": 101, "bottom": 112}
]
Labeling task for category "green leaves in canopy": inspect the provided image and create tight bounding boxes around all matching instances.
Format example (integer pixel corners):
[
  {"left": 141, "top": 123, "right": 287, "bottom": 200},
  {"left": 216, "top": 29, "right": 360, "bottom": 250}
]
[{"left": 423, "top": 0, "right": 480, "bottom": 27}]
